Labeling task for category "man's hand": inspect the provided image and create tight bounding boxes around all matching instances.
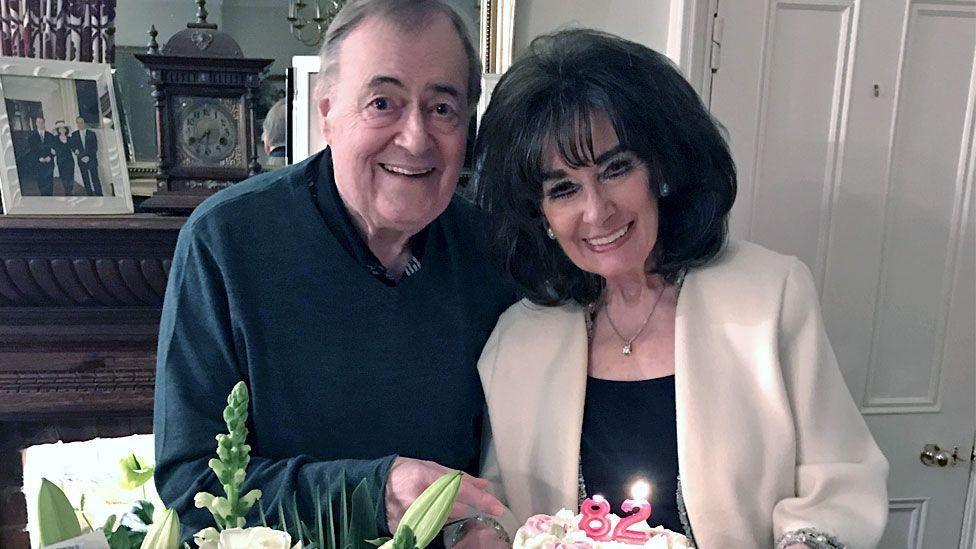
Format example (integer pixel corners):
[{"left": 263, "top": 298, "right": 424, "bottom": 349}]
[{"left": 384, "top": 457, "right": 504, "bottom": 533}]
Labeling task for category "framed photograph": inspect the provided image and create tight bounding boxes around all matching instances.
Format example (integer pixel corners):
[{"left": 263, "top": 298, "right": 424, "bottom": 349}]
[
  {"left": 290, "top": 55, "right": 325, "bottom": 165},
  {"left": 0, "top": 57, "right": 133, "bottom": 214},
  {"left": 480, "top": 0, "right": 517, "bottom": 74}
]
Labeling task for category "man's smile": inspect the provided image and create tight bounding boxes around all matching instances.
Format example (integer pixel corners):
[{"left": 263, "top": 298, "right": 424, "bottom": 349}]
[{"left": 380, "top": 163, "right": 435, "bottom": 177}]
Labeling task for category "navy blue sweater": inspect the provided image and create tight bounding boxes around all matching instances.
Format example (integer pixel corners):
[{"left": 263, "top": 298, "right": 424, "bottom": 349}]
[{"left": 154, "top": 150, "right": 515, "bottom": 540}]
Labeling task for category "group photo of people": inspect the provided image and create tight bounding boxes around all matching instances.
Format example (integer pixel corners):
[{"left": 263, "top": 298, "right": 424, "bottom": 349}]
[{"left": 3, "top": 75, "right": 105, "bottom": 198}]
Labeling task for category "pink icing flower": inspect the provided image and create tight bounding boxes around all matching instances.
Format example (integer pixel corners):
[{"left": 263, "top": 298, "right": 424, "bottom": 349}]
[{"left": 523, "top": 514, "right": 554, "bottom": 536}]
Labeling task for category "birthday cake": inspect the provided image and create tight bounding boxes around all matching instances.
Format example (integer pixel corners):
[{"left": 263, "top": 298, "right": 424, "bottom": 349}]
[{"left": 513, "top": 508, "right": 688, "bottom": 549}]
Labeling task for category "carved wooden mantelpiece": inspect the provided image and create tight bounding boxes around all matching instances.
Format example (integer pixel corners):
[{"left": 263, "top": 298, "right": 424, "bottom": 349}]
[
  {"left": 0, "top": 214, "right": 186, "bottom": 547},
  {"left": 0, "top": 215, "right": 185, "bottom": 419}
]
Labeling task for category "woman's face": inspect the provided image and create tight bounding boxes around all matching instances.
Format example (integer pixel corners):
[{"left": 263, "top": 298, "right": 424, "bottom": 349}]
[{"left": 540, "top": 113, "right": 659, "bottom": 281}]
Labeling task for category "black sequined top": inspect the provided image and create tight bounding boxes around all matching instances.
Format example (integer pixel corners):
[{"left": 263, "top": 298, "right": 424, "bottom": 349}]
[{"left": 579, "top": 375, "right": 682, "bottom": 533}]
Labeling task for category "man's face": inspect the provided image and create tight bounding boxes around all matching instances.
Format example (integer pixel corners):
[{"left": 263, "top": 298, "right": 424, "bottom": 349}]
[
  {"left": 76, "top": 117, "right": 86, "bottom": 130},
  {"left": 318, "top": 13, "right": 470, "bottom": 237},
  {"left": 36, "top": 118, "right": 45, "bottom": 132}
]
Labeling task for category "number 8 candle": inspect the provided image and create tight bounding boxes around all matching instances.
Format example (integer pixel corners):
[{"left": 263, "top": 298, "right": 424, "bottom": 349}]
[{"left": 578, "top": 494, "right": 613, "bottom": 540}]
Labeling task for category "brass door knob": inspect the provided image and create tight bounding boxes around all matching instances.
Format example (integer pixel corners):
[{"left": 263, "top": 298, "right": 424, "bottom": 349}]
[{"left": 920, "top": 444, "right": 964, "bottom": 467}]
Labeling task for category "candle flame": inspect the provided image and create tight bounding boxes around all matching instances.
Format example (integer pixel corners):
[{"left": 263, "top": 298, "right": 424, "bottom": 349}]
[{"left": 630, "top": 480, "right": 650, "bottom": 501}]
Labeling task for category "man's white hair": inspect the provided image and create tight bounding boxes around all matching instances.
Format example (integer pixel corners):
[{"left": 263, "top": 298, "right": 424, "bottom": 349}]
[
  {"left": 315, "top": 0, "right": 481, "bottom": 111},
  {"left": 262, "top": 98, "right": 288, "bottom": 150}
]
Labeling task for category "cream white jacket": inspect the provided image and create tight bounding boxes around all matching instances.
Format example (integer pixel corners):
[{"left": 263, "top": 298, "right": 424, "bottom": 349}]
[{"left": 478, "top": 241, "right": 888, "bottom": 548}]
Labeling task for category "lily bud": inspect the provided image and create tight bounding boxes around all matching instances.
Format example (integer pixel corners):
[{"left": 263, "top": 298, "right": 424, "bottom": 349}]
[
  {"left": 140, "top": 508, "right": 181, "bottom": 549},
  {"left": 395, "top": 472, "right": 462, "bottom": 548}
]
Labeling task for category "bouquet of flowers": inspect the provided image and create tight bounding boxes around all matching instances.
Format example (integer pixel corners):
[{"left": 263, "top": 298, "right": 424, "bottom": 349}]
[{"left": 37, "top": 381, "right": 462, "bottom": 549}]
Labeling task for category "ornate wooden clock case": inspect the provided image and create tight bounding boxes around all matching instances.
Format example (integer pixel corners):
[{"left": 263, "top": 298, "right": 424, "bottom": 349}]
[{"left": 136, "top": 2, "right": 272, "bottom": 213}]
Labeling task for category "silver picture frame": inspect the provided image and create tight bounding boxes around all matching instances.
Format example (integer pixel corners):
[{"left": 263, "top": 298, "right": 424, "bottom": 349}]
[{"left": 0, "top": 56, "right": 132, "bottom": 214}]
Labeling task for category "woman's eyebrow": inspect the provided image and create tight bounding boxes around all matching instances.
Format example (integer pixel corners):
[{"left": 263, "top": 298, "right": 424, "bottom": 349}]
[
  {"left": 540, "top": 168, "right": 568, "bottom": 182},
  {"left": 594, "top": 144, "right": 628, "bottom": 164}
]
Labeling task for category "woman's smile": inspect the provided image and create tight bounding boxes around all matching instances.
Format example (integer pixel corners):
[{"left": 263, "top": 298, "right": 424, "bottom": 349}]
[{"left": 583, "top": 221, "right": 634, "bottom": 251}]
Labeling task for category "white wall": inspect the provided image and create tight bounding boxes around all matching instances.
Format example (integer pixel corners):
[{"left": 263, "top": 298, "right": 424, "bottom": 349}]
[
  {"left": 220, "top": 0, "right": 318, "bottom": 74},
  {"left": 513, "top": 0, "right": 671, "bottom": 57},
  {"left": 115, "top": 0, "right": 312, "bottom": 75},
  {"left": 115, "top": 0, "right": 224, "bottom": 48}
]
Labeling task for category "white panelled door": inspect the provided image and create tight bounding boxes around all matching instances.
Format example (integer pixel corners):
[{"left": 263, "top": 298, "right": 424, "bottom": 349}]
[{"left": 707, "top": 1, "right": 976, "bottom": 547}]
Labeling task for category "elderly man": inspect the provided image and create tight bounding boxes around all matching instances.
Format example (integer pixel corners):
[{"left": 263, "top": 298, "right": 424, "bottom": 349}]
[{"left": 153, "top": 0, "right": 514, "bottom": 546}]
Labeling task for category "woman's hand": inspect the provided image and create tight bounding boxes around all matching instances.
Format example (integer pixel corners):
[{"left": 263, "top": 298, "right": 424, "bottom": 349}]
[{"left": 384, "top": 457, "right": 505, "bottom": 533}]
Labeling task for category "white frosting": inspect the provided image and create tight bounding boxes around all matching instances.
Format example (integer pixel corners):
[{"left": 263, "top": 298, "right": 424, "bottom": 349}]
[{"left": 513, "top": 509, "right": 688, "bottom": 549}]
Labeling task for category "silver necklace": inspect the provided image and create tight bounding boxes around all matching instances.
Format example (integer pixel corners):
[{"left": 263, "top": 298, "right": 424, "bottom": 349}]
[{"left": 602, "top": 285, "right": 664, "bottom": 355}]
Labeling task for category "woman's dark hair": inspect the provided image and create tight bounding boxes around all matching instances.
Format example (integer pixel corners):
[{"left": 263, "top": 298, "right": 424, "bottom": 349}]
[
  {"left": 475, "top": 28, "right": 736, "bottom": 306},
  {"left": 55, "top": 125, "right": 69, "bottom": 137}
]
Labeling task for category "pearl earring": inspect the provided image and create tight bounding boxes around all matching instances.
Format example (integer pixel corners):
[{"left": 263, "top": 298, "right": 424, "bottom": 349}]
[{"left": 546, "top": 227, "right": 557, "bottom": 240}]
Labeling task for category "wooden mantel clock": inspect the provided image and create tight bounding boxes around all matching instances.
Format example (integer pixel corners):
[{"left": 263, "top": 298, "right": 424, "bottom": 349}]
[{"left": 136, "top": 0, "right": 273, "bottom": 213}]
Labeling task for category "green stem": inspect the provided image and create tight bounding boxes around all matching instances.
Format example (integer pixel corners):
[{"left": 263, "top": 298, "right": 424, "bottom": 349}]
[{"left": 80, "top": 513, "right": 94, "bottom": 532}]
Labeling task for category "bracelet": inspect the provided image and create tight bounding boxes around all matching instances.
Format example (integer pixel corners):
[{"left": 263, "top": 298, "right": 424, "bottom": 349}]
[
  {"left": 444, "top": 515, "right": 511, "bottom": 547},
  {"left": 775, "top": 527, "right": 846, "bottom": 549}
]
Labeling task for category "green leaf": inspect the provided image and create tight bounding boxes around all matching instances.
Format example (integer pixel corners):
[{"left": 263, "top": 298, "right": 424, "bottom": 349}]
[
  {"left": 37, "top": 478, "right": 82, "bottom": 546},
  {"left": 365, "top": 537, "right": 392, "bottom": 547},
  {"left": 290, "top": 492, "right": 305, "bottom": 542},
  {"left": 130, "top": 531, "right": 147, "bottom": 548},
  {"left": 350, "top": 479, "right": 378, "bottom": 547},
  {"left": 339, "top": 473, "right": 349, "bottom": 546},
  {"left": 132, "top": 500, "right": 155, "bottom": 527},
  {"left": 102, "top": 514, "right": 117, "bottom": 536},
  {"left": 315, "top": 485, "right": 325, "bottom": 549},
  {"left": 277, "top": 502, "right": 288, "bottom": 540},
  {"left": 258, "top": 503, "right": 268, "bottom": 528},
  {"left": 391, "top": 526, "right": 416, "bottom": 549},
  {"left": 324, "top": 485, "right": 337, "bottom": 549},
  {"left": 106, "top": 526, "right": 131, "bottom": 549}
]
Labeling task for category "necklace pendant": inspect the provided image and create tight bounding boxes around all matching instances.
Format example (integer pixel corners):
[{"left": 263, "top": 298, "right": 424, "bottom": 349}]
[{"left": 622, "top": 343, "right": 632, "bottom": 355}]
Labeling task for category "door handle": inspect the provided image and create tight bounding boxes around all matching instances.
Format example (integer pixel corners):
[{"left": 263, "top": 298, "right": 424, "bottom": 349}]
[{"left": 920, "top": 444, "right": 965, "bottom": 467}]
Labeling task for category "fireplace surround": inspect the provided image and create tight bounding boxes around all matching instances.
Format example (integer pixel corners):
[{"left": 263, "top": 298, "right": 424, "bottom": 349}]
[{"left": 0, "top": 214, "right": 184, "bottom": 548}]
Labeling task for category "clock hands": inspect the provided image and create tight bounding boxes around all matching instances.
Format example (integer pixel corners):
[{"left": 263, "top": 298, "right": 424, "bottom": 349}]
[{"left": 183, "top": 104, "right": 236, "bottom": 161}]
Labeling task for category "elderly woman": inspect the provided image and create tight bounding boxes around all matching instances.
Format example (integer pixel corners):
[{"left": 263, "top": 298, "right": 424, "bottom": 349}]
[{"left": 473, "top": 29, "right": 888, "bottom": 548}]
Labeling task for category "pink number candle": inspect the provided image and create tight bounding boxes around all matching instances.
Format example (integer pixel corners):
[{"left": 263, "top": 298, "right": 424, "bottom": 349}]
[
  {"left": 612, "top": 481, "right": 653, "bottom": 543},
  {"left": 578, "top": 495, "right": 613, "bottom": 541}
]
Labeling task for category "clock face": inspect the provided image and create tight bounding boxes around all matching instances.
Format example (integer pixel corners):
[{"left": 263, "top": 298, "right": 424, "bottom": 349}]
[{"left": 175, "top": 98, "right": 241, "bottom": 165}]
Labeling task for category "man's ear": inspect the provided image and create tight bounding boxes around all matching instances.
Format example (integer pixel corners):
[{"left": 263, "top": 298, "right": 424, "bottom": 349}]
[{"left": 317, "top": 95, "right": 332, "bottom": 141}]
